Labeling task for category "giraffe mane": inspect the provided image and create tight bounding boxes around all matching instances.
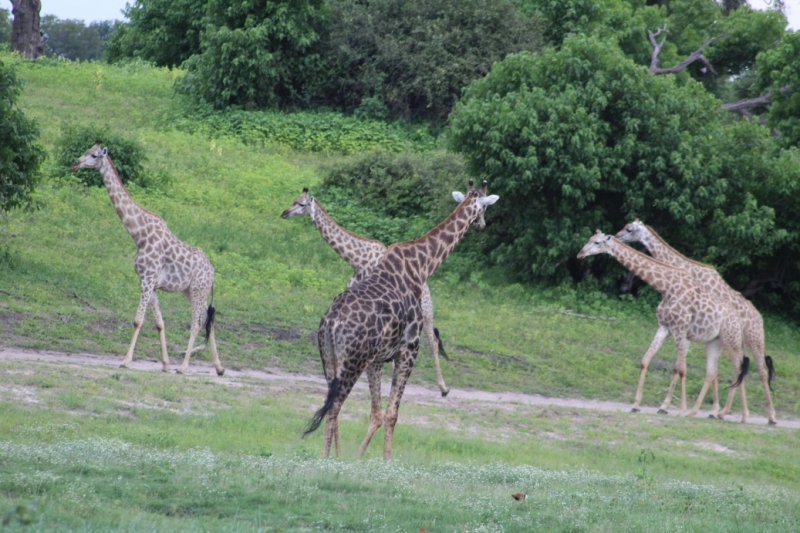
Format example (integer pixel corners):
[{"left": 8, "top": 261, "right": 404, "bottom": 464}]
[
  {"left": 105, "top": 156, "right": 165, "bottom": 222},
  {"left": 644, "top": 225, "right": 716, "bottom": 271},
  {"left": 611, "top": 236, "right": 695, "bottom": 274},
  {"left": 313, "top": 200, "right": 385, "bottom": 247},
  {"left": 387, "top": 192, "right": 474, "bottom": 252}
]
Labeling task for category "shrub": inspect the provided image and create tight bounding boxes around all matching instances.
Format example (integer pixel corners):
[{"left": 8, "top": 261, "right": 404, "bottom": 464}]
[
  {"left": 176, "top": 0, "right": 328, "bottom": 110},
  {"left": 315, "top": 150, "right": 474, "bottom": 245},
  {"left": 0, "top": 58, "right": 45, "bottom": 213},
  {"left": 53, "top": 125, "right": 158, "bottom": 188},
  {"left": 173, "top": 106, "right": 434, "bottom": 154},
  {"left": 448, "top": 36, "right": 791, "bottom": 285},
  {"left": 105, "top": 0, "right": 206, "bottom": 67}
]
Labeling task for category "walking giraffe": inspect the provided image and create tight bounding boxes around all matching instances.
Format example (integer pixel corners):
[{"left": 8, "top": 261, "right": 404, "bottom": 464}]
[
  {"left": 280, "top": 183, "right": 489, "bottom": 396},
  {"left": 616, "top": 220, "right": 777, "bottom": 424},
  {"left": 577, "top": 231, "right": 748, "bottom": 420},
  {"left": 71, "top": 143, "right": 223, "bottom": 375},
  {"left": 304, "top": 183, "right": 499, "bottom": 459}
]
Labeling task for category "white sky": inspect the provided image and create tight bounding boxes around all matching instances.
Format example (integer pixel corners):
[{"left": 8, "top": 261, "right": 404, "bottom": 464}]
[{"left": 8, "top": 0, "right": 800, "bottom": 29}]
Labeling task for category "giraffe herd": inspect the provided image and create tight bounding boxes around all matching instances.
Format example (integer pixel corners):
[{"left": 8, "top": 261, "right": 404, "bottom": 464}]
[{"left": 72, "top": 142, "right": 778, "bottom": 461}]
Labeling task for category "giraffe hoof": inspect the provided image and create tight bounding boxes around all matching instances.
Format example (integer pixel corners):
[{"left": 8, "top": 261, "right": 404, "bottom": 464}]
[
  {"left": 708, "top": 414, "right": 718, "bottom": 419},
  {"left": 657, "top": 409, "right": 668, "bottom": 415},
  {"left": 768, "top": 420, "right": 777, "bottom": 426},
  {"left": 119, "top": 364, "right": 129, "bottom": 369},
  {"left": 175, "top": 369, "right": 184, "bottom": 375},
  {"left": 441, "top": 389, "right": 449, "bottom": 398},
  {"left": 161, "top": 368, "right": 169, "bottom": 373},
  {"left": 217, "top": 369, "right": 225, "bottom": 377},
  {"left": 630, "top": 408, "right": 640, "bottom": 413}
]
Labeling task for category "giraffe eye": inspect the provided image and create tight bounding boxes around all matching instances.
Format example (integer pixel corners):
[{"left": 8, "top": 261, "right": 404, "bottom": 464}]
[{"left": 91, "top": 154, "right": 97, "bottom": 158}]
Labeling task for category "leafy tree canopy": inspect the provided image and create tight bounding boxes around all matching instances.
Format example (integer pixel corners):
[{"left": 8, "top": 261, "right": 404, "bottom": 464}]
[
  {"left": 320, "top": 0, "right": 543, "bottom": 124},
  {"left": 0, "top": 58, "right": 44, "bottom": 213},
  {"left": 448, "top": 36, "right": 792, "bottom": 286},
  {"left": 0, "top": 8, "right": 11, "bottom": 49},
  {"left": 105, "top": 0, "right": 206, "bottom": 67},
  {"left": 41, "top": 16, "right": 114, "bottom": 61}
]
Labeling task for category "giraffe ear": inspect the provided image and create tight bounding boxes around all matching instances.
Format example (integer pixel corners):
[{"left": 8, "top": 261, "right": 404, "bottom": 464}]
[
  {"left": 478, "top": 195, "right": 499, "bottom": 207},
  {"left": 452, "top": 191, "right": 466, "bottom": 203},
  {"left": 100, "top": 147, "right": 108, "bottom": 156},
  {"left": 605, "top": 235, "right": 612, "bottom": 241}
]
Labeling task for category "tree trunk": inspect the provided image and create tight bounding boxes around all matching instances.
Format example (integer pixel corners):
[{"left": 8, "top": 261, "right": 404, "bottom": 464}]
[{"left": 10, "top": 0, "right": 43, "bottom": 59}]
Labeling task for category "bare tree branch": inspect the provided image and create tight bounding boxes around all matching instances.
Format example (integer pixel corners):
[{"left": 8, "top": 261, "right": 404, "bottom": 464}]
[
  {"left": 648, "top": 28, "right": 729, "bottom": 76},
  {"left": 722, "top": 84, "right": 791, "bottom": 113}
]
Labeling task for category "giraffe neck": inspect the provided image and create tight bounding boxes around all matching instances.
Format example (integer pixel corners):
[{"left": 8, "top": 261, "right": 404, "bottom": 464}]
[
  {"left": 382, "top": 198, "right": 476, "bottom": 287},
  {"left": 641, "top": 225, "right": 703, "bottom": 272},
  {"left": 98, "top": 156, "right": 148, "bottom": 245},
  {"left": 310, "top": 199, "right": 385, "bottom": 270},
  {"left": 607, "top": 238, "right": 686, "bottom": 295}
]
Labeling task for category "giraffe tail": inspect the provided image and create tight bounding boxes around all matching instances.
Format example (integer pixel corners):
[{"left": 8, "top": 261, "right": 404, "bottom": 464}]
[
  {"left": 766, "top": 355, "right": 775, "bottom": 391},
  {"left": 302, "top": 377, "right": 340, "bottom": 438},
  {"left": 434, "top": 327, "right": 449, "bottom": 360},
  {"left": 204, "top": 305, "right": 216, "bottom": 344},
  {"left": 730, "top": 356, "right": 750, "bottom": 389}
]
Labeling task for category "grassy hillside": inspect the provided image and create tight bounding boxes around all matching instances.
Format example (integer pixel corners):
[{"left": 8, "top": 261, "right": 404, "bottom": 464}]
[{"left": 0, "top": 52, "right": 799, "bottom": 421}]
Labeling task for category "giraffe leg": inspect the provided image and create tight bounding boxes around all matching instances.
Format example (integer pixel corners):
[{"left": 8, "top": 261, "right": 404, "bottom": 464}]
[
  {"left": 748, "top": 335, "right": 777, "bottom": 425},
  {"left": 710, "top": 377, "right": 720, "bottom": 418},
  {"left": 207, "top": 321, "right": 224, "bottom": 376},
  {"left": 150, "top": 292, "right": 170, "bottom": 373},
  {"left": 632, "top": 326, "right": 670, "bottom": 412},
  {"left": 357, "top": 361, "right": 384, "bottom": 458},
  {"left": 689, "top": 338, "right": 722, "bottom": 417},
  {"left": 177, "top": 293, "right": 205, "bottom": 374},
  {"left": 321, "top": 371, "right": 360, "bottom": 459},
  {"left": 121, "top": 281, "right": 155, "bottom": 369},
  {"left": 382, "top": 345, "right": 417, "bottom": 461},
  {"left": 421, "top": 284, "right": 448, "bottom": 397},
  {"left": 659, "top": 337, "right": 689, "bottom": 414}
]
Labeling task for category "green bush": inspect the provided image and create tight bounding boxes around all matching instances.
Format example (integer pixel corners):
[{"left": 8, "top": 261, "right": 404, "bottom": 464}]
[
  {"left": 173, "top": 106, "right": 434, "bottom": 154},
  {"left": 53, "top": 125, "right": 161, "bottom": 188},
  {"left": 448, "top": 35, "right": 792, "bottom": 286},
  {"left": 105, "top": 0, "right": 206, "bottom": 67},
  {"left": 315, "top": 150, "right": 475, "bottom": 245},
  {"left": 176, "top": 0, "right": 327, "bottom": 110},
  {"left": 0, "top": 58, "right": 45, "bottom": 213}
]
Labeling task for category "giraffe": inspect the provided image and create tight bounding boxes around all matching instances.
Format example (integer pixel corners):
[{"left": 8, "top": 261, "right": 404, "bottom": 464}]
[
  {"left": 577, "top": 231, "right": 748, "bottom": 420},
  {"left": 616, "top": 220, "right": 777, "bottom": 424},
  {"left": 303, "top": 183, "right": 499, "bottom": 460},
  {"left": 280, "top": 183, "right": 490, "bottom": 396},
  {"left": 71, "top": 143, "right": 224, "bottom": 376}
]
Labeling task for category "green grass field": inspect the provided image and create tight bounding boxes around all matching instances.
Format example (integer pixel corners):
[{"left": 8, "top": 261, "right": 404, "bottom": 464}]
[{"left": 1, "top": 53, "right": 800, "bottom": 531}]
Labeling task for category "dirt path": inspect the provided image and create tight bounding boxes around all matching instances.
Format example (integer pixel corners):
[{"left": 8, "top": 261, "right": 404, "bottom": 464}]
[{"left": 2, "top": 347, "right": 798, "bottom": 429}]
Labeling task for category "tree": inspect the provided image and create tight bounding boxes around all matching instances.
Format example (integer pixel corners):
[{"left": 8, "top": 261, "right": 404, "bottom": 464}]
[
  {"left": 41, "top": 16, "right": 114, "bottom": 61},
  {"left": 319, "top": 0, "right": 543, "bottom": 123},
  {"left": 177, "top": 0, "right": 328, "bottom": 109},
  {"left": 448, "top": 36, "right": 791, "bottom": 285},
  {"left": 9, "top": 0, "right": 43, "bottom": 58},
  {"left": 0, "top": 58, "right": 44, "bottom": 213},
  {"left": 105, "top": 0, "right": 206, "bottom": 67},
  {"left": 0, "top": 8, "right": 11, "bottom": 49}
]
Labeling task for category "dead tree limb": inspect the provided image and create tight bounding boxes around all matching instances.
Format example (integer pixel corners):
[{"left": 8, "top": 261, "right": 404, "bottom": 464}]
[{"left": 648, "top": 25, "right": 729, "bottom": 75}]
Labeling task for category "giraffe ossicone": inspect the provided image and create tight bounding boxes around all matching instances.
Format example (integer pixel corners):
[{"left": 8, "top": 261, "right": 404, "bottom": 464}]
[
  {"left": 577, "top": 231, "right": 748, "bottom": 421},
  {"left": 304, "top": 183, "right": 498, "bottom": 460},
  {"left": 71, "top": 143, "right": 224, "bottom": 376},
  {"left": 616, "top": 219, "right": 777, "bottom": 424}
]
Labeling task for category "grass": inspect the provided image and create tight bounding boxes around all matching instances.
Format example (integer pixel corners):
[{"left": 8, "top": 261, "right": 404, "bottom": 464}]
[
  {"left": 0, "top": 52, "right": 799, "bottom": 530},
  {"left": 1, "top": 359, "right": 799, "bottom": 532}
]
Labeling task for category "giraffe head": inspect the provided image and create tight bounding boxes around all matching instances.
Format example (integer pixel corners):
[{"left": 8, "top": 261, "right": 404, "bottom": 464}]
[
  {"left": 452, "top": 179, "right": 497, "bottom": 230},
  {"left": 71, "top": 142, "right": 107, "bottom": 171},
  {"left": 577, "top": 230, "right": 614, "bottom": 259},
  {"left": 280, "top": 188, "right": 314, "bottom": 219},
  {"left": 615, "top": 218, "right": 647, "bottom": 243}
]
